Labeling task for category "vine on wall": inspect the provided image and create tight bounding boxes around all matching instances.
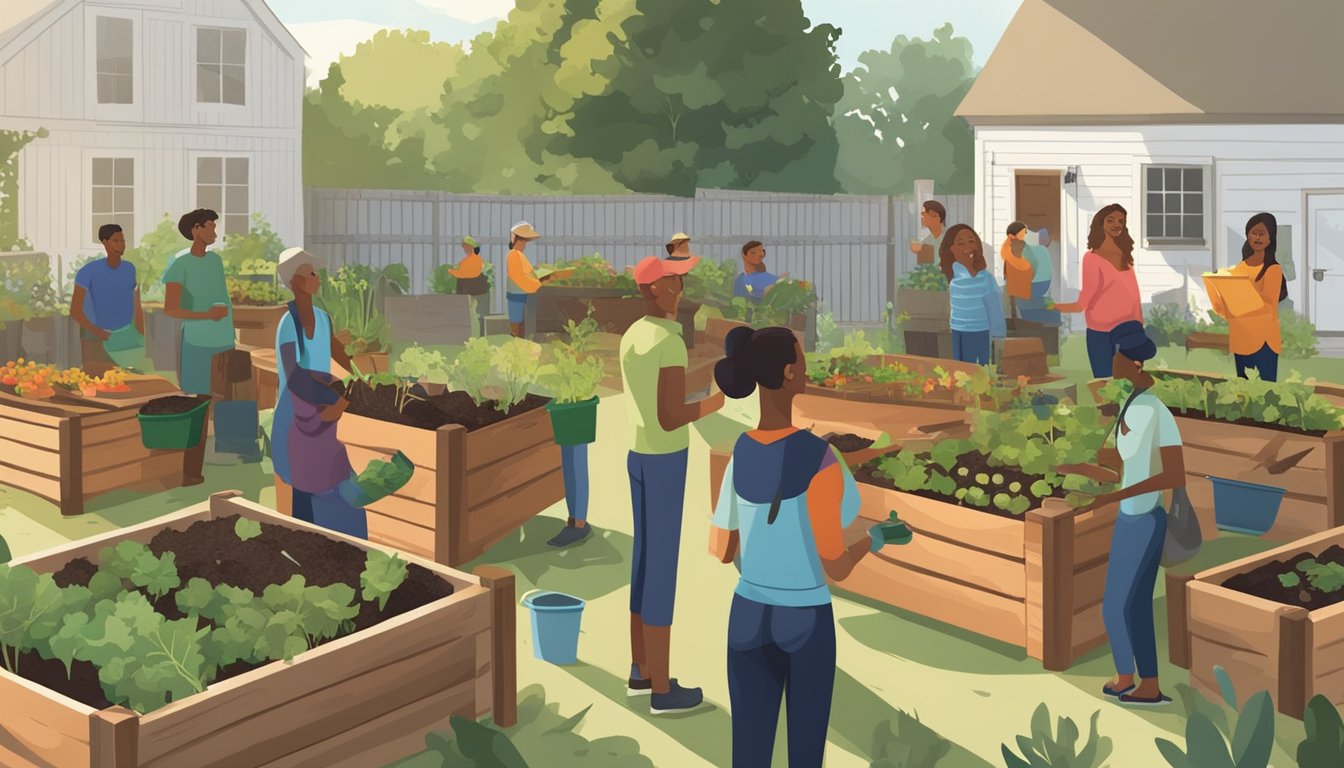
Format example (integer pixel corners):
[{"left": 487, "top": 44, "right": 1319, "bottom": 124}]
[{"left": 0, "top": 127, "right": 48, "bottom": 252}]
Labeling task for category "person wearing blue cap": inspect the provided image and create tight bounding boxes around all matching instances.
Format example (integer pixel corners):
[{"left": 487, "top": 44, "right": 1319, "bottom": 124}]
[{"left": 1073, "top": 320, "right": 1184, "bottom": 707}]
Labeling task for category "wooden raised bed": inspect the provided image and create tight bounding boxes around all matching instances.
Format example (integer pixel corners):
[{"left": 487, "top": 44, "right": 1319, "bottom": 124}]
[
  {"left": 385, "top": 294, "right": 474, "bottom": 347},
  {"left": 275, "top": 405, "right": 564, "bottom": 567},
  {"left": 529, "top": 286, "right": 630, "bottom": 337},
  {"left": 802, "top": 353, "right": 981, "bottom": 411},
  {"left": 0, "top": 491, "right": 517, "bottom": 768},
  {"left": 251, "top": 348, "right": 278, "bottom": 411},
  {"left": 1185, "top": 526, "right": 1344, "bottom": 718},
  {"left": 0, "top": 377, "right": 190, "bottom": 516},
  {"left": 841, "top": 483, "right": 1116, "bottom": 669},
  {"left": 231, "top": 304, "right": 287, "bottom": 349},
  {"left": 1185, "top": 331, "right": 1230, "bottom": 352}
]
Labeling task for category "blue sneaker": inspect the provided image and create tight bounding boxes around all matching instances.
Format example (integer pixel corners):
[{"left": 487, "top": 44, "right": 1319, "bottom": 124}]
[{"left": 650, "top": 680, "right": 704, "bottom": 715}]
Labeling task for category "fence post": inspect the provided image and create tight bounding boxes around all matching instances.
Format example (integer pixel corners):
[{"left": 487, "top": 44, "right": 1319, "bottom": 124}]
[{"left": 886, "top": 195, "right": 897, "bottom": 315}]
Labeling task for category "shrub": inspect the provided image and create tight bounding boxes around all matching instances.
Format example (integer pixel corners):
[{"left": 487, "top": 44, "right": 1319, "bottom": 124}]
[
  {"left": 127, "top": 216, "right": 188, "bottom": 303},
  {"left": 216, "top": 214, "right": 285, "bottom": 276},
  {"left": 898, "top": 264, "right": 948, "bottom": 291},
  {"left": 1299, "top": 694, "right": 1344, "bottom": 768},
  {"left": 1001, "top": 702, "right": 1111, "bottom": 768},
  {"left": 1144, "top": 304, "right": 1200, "bottom": 348},
  {"left": 1157, "top": 666, "right": 1274, "bottom": 768},
  {"left": 871, "top": 710, "right": 952, "bottom": 768}
]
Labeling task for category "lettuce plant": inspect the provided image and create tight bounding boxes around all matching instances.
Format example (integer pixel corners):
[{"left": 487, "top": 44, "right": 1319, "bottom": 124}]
[{"left": 447, "top": 338, "right": 495, "bottom": 406}]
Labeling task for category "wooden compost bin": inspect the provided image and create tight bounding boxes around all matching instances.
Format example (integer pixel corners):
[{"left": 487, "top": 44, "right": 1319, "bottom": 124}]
[
  {"left": 275, "top": 405, "right": 564, "bottom": 566},
  {"left": 0, "top": 378, "right": 188, "bottom": 516},
  {"left": 231, "top": 305, "right": 287, "bottom": 349},
  {"left": 1089, "top": 372, "right": 1344, "bottom": 541},
  {"left": 840, "top": 483, "right": 1116, "bottom": 670},
  {"left": 1184, "top": 526, "right": 1344, "bottom": 718},
  {"left": 0, "top": 492, "right": 517, "bottom": 768}
]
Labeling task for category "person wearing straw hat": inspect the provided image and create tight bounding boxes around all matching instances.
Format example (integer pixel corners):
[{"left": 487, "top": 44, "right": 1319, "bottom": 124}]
[
  {"left": 666, "top": 232, "right": 693, "bottom": 260},
  {"left": 273, "top": 247, "right": 354, "bottom": 526},
  {"left": 449, "top": 235, "right": 491, "bottom": 336},
  {"left": 505, "top": 221, "right": 555, "bottom": 338}
]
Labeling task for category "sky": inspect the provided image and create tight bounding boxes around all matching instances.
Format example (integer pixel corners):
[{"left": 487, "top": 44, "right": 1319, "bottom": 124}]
[{"left": 267, "top": 0, "right": 1024, "bottom": 87}]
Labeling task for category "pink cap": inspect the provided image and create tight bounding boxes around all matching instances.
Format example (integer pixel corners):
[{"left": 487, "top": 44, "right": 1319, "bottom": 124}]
[{"left": 633, "top": 254, "right": 699, "bottom": 285}]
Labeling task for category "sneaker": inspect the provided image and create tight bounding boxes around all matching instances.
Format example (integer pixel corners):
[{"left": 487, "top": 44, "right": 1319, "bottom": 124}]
[
  {"left": 651, "top": 681, "right": 704, "bottom": 715},
  {"left": 547, "top": 524, "right": 593, "bottom": 548}
]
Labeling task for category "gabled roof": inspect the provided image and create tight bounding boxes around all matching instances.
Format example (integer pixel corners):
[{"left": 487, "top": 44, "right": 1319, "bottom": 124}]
[
  {"left": 0, "top": 0, "right": 57, "bottom": 52},
  {"left": 957, "top": 0, "right": 1344, "bottom": 125}
]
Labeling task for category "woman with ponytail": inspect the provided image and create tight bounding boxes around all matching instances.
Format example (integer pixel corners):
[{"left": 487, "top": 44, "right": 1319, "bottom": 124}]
[
  {"left": 1210, "top": 213, "right": 1287, "bottom": 381},
  {"left": 708, "top": 326, "right": 874, "bottom": 768}
]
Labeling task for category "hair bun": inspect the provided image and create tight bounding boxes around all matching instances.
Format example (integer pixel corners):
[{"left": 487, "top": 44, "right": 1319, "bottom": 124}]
[{"left": 724, "top": 325, "right": 753, "bottom": 359}]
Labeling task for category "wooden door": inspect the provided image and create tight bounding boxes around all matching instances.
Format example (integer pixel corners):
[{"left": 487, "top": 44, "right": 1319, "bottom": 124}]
[{"left": 1015, "top": 173, "right": 1063, "bottom": 295}]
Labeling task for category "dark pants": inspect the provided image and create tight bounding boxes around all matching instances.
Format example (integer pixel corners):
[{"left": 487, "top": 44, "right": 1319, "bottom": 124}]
[
  {"left": 1103, "top": 508, "right": 1167, "bottom": 678},
  {"left": 627, "top": 450, "right": 688, "bottom": 627},
  {"left": 1086, "top": 328, "right": 1117, "bottom": 378},
  {"left": 1234, "top": 342, "right": 1279, "bottom": 382},
  {"left": 952, "top": 330, "right": 991, "bottom": 365},
  {"left": 727, "top": 596, "right": 836, "bottom": 768},
  {"left": 292, "top": 488, "right": 314, "bottom": 523}
]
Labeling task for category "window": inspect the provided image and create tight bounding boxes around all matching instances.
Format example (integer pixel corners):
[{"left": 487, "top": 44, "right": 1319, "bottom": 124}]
[
  {"left": 1143, "top": 166, "right": 1206, "bottom": 245},
  {"left": 196, "top": 157, "right": 249, "bottom": 235},
  {"left": 96, "top": 17, "right": 133, "bottom": 104},
  {"left": 92, "top": 158, "right": 134, "bottom": 243},
  {"left": 197, "top": 27, "right": 245, "bottom": 105}
]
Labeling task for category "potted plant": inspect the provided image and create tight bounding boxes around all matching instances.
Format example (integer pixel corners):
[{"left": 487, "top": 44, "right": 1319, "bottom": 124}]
[
  {"left": 318, "top": 264, "right": 393, "bottom": 373},
  {"left": 537, "top": 314, "right": 605, "bottom": 545},
  {"left": 717, "top": 277, "right": 819, "bottom": 350}
]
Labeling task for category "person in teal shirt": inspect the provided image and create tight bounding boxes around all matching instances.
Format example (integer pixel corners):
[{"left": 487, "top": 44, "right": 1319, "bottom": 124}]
[
  {"left": 162, "top": 208, "right": 233, "bottom": 484},
  {"left": 1019, "top": 228, "right": 1059, "bottom": 324}
]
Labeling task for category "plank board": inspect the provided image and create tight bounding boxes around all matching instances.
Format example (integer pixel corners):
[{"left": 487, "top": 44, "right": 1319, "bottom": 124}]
[
  {"left": 82, "top": 453, "right": 184, "bottom": 497},
  {"left": 1190, "top": 638, "right": 1280, "bottom": 708},
  {"left": 365, "top": 493, "right": 436, "bottom": 529},
  {"left": 338, "top": 415, "right": 438, "bottom": 469},
  {"left": 467, "top": 440, "right": 562, "bottom": 509},
  {"left": 0, "top": 415, "right": 60, "bottom": 450},
  {"left": 81, "top": 435, "right": 166, "bottom": 475},
  {"left": 857, "top": 483, "right": 1025, "bottom": 560},
  {"left": 464, "top": 408, "right": 555, "bottom": 472},
  {"left": 80, "top": 416, "right": 142, "bottom": 449},
  {"left": 0, "top": 462, "right": 61, "bottom": 504},
  {"left": 463, "top": 467, "right": 566, "bottom": 560},
  {"left": 367, "top": 512, "right": 436, "bottom": 560},
  {"left": 871, "top": 530, "right": 1027, "bottom": 600},
  {"left": 1175, "top": 417, "right": 1328, "bottom": 472},
  {"left": 0, "top": 436, "right": 60, "bottom": 475},
  {"left": 0, "top": 672, "right": 93, "bottom": 768},
  {"left": 1187, "top": 581, "right": 1296, "bottom": 652}
]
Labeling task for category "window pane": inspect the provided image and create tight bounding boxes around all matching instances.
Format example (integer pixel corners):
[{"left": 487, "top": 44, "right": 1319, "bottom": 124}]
[
  {"left": 1184, "top": 193, "right": 1201, "bottom": 214},
  {"left": 97, "top": 74, "right": 116, "bottom": 104},
  {"left": 222, "top": 65, "right": 245, "bottom": 105},
  {"left": 1166, "top": 192, "right": 1181, "bottom": 214},
  {"left": 1185, "top": 214, "right": 1204, "bottom": 239},
  {"left": 97, "top": 18, "right": 131, "bottom": 70},
  {"left": 92, "top": 187, "right": 113, "bottom": 213},
  {"left": 1166, "top": 214, "right": 1181, "bottom": 235},
  {"left": 115, "top": 158, "right": 133, "bottom": 186},
  {"left": 198, "top": 64, "right": 220, "bottom": 102},
  {"left": 121, "top": 224, "right": 134, "bottom": 245},
  {"left": 225, "top": 157, "right": 248, "bottom": 183},
  {"left": 92, "top": 215, "right": 114, "bottom": 243},
  {"left": 225, "top": 214, "right": 248, "bottom": 236},
  {"left": 114, "top": 187, "right": 133, "bottom": 213},
  {"left": 198, "top": 28, "right": 220, "bottom": 64},
  {"left": 1184, "top": 168, "right": 1202, "bottom": 192},
  {"left": 115, "top": 75, "right": 133, "bottom": 104},
  {"left": 1165, "top": 168, "right": 1183, "bottom": 190},
  {"left": 225, "top": 185, "right": 247, "bottom": 212},
  {"left": 92, "top": 158, "right": 114, "bottom": 185},
  {"left": 222, "top": 30, "right": 246, "bottom": 66},
  {"left": 197, "top": 186, "right": 222, "bottom": 212},
  {"left": 1146, "top": 214, "right": 1164, "bottom": 236},
  {"left": 1147, "top": 166, "right": 1163, "bottom": 191},
  {"left": 198, "top": 157, "right": 222, "bottom": 184},
  {"left": 1146, "top": 192, "right": 1163, "bottom": 215}
]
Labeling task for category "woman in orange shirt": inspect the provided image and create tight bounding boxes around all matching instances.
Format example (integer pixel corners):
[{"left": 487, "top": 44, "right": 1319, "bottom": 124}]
[{"left": 1211, "top": 213, "right": 1286, "bottom": 381}]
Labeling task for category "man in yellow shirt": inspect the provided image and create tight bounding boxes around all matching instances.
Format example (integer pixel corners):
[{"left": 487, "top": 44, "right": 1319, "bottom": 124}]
[{"left": 505, "top": 222, "right": 553, "bottom": 338}]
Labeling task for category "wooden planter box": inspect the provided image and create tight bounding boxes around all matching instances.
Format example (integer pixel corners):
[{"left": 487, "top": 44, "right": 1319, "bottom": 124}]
[
  {"left": 803, "top": 353, "right": 981, "bottom": 410},
  {"left": 385, "top": 294, "right": 474, "bottom": 347},
  {"left": 275, "top": 405, "right": 564, "bottom": 567},
  {"left": 21, "top": 315, "right": 80, "bottom": 368},
  {"left": 1185, "top": 332, "right": 1230, "bottom": 352},
  {"left": 897, "top": 288, "right": 949, "bottom": 332},
  {"left": 1184, "top": 526, "right": 1344, "bottom": 719},
  {"left": 251, "top": 348, "right": 278, "bottom": 411},
  {"left": 529, "top": 286, "right": 632, "bottom": 337},
  {"left": 554, "top": 296, "right": 701, "bottom": 349},
  {"left": 0, "top": 492, "right": 517, "bottom": 768},
  {"left": 1007, "top": 318, "right": 1061, "bottom": 357},
  {"left": 1089, "top": 372, "right": 1344, "bottom": 541},
  {"left": 841, "top": 483, "right": 1116, "bottom": 669},
  {"left": 0, "top": 378, "right": 188, "bottom": 516},
  {"left": 230, "top": 305, "right": 287, "bottom": 349}
]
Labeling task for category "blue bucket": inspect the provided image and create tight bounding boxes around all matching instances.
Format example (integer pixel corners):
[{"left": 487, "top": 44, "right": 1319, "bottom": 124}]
[
  {"left": 522, "top": 591, "right": 585, "bottom": 665},
  {"left": 1209, "top": 475, "right": 1286, "bottom": 535}
]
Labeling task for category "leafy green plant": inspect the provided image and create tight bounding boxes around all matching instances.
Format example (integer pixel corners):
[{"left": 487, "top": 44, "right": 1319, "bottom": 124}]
[
  {"left": 1001, "top": 702, "right": 1111, "bottom": 768},
  {"left": 217, "top": 213, "right": 285, "bottom": 277},
  {"left": 898, "top": 264, "right": 948, "bottom": 291},
  {"left": 491, "top": 338, "right": 542, "bottom": 412},
  {"left": 538, "top": 344, "right": 604, "bottom": 404},
  {"left": 1100, "top": 372, "right": 1344, "bottom": 433},
  {"left": 0, "top": 563, "right": 66, "bottom": 673},
  {"left": 395, "top": 344, "right": 451, "bottom": 385},
  {"left": 317, "top": 264, "right": 394, "bottom": 354},
  {"left": 1144, "top": 304, "right": 1201, "bottom": 348},
  {"left": 684, "top": 257, "right": 738, "bottom": 307},
  {"left": 127, "top": 216, "right": 191, "bottom": 303},
  {"left": 1298, "top": 694, "right": 1344, "bottom": 768},
  {"left": 544, "top": 253, "right": 636, "bottom": 292},
  {"left": 1156, "top": 666, "right": 1274, "bottom": 768},
  {"left": 1296, "top": 559, "right": 1344, "bottom": 594},
  {"left": 871, "top": 709, "right": 952, "bottom": 768},
  {"left": 227, "top": 277, "right": 291, "bottom": 306},
  {"left": 99, "top": 540, "right": 181, "bottom": 599},
  {"left": 360, "top": 550, "right": 409, "bottom": 611},
  {"left": 234, "top": 517, "right": 262, "bottom": 542},
  {"left": 447, "top": 337, "right": 495, "bottom": 406},
  {"left": 815, "top": 304, "right": 845, "bottom": 354}
]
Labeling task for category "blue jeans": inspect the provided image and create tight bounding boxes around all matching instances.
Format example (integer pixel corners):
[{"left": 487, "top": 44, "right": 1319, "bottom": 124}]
[
  {"left": 627, "top": 450, "right": 688, "bottom": 627},
  {"left": 1235, "top": 342, "right": 1279, "bottom": 383},
  {"left": 506, "top": 293, "right": 528, "bottom": 324},
  {"left": 1018, "top": 281, "right": 1061, "bottom": 325},
  {"left": 1103, "top": 508, "right": 1167, "bottom": 678},
  {"left": 561, "top": 443, "right": 589, "bottom": 523},
  {"left": 952, "top": 329, "right": 991, "bottom": 365},
  {"left": 292, "top": 487, "right": 368, "bottom": 538},
  {"left": 1086, "top": 328, "right": 1118, "bottom": 378},
  {"left": 727, "top": 596, "right": 835, "bottom": 768}
]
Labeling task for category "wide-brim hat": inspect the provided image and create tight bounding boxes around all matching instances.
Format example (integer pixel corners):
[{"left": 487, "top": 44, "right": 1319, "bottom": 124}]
[
  {"left": 510, "top": 221, "right": 539, "bottom": 240},
  {"left": 634, "top": 254, "right": 699, "bottom": 285},
  {"left": 277, "top": 247, "right": 326, "bottom": 286},
  {"left": 667, "top": 232, "right": 691, "bottom": 246}
]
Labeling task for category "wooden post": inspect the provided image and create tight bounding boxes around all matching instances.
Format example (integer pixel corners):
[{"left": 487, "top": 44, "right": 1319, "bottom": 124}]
[
  {"left": 90, "top": 706, "right": 138, "bottom": 768},
  {"left": 58, "top": 415, "right": 84, "bottom": 516},
  {"left": 475, "top": 565, "right": 518, "bottom": 728},
  {"left": 1278, "top": 609, "right": 1311, "bottom": 719},
  {"left": 1025, "top": 499, "right": 1076, "bottom": 671},
  {"left": 437, "top": 424, "right": 469, "bottom": 566},
  {"left": 1166, "top": 571, "right": 1194, "bottom": 669},
  {"left": 209, "top": 489, "right": 246, "bottom": 518},
  {"left": 1324, "top": 432, "right": 1344, "bottom": 529}
]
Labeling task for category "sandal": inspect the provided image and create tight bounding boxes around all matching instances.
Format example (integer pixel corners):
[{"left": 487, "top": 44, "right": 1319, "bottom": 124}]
[{"left": 1101, "top": 683, "right": 1135, "bottom": 698}]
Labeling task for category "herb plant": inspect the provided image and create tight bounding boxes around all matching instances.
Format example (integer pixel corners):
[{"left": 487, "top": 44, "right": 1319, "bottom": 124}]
[
  {"left": 870, "top": 710, "right": 952, "bottom": 768},
  {"left": 99, "top": 540, "right": 181, "bottom": 599},
  {"left": 360, "top": 550, "right": 409, "bottom": 611},
  {"left": 395, "top": 345, "right": 452, "bottom": 385}
]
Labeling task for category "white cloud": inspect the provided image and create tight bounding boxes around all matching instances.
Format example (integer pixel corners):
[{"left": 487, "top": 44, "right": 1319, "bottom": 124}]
[
  {"left": 411, "top": 0, "right": 516, "bottom": 24},
  {"left": 288, "top": 20, "right": 388, "bottom": 87}
]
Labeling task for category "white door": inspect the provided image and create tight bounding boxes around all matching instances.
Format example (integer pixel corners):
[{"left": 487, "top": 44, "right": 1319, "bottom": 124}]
[{"left": 1307, "top": 193, "right": 1344, "bottom": 333}]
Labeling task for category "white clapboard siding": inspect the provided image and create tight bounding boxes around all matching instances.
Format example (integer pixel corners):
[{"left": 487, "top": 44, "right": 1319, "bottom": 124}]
[{"left": 304, "top": 188, "right": 976, "bottom": 325}]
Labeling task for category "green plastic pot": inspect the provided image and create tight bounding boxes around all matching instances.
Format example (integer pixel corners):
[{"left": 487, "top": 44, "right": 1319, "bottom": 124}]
[
  {"left": 137, "top": 397, "right": 210, "bottom": 450},
  {"left": 546, "top": 396, "right": 599, "bottom": 446}
]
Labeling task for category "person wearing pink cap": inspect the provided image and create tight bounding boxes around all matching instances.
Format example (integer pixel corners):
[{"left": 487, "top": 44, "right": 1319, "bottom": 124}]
[{"left": 620, "top": 253, "right": 724, "bottom": 715}]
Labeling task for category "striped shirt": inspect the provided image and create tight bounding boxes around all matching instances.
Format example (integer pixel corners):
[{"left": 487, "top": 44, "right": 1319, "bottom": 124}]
[{"left": 949, "top": 262, "right": 1007, "bottom": 336}]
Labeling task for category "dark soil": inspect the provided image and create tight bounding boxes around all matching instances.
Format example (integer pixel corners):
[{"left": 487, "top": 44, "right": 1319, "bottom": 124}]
[
  {"left": 828, "top": 433, "right": 875, "bottom": 453},
  {"left": 1222, "top": 545, "right": 1344, "bottom": 610},
  {"left": 340, "top": 380, "right": 549, "bottom": 431},
  {"left": 854, "top": 449, "right": 1066, "bottom": 520},
  {"left": 36, "top": 515, "right": 455, "bottom": 709},
  {"left": 139, "top": 395, "right": 203, "bottom": 416}
]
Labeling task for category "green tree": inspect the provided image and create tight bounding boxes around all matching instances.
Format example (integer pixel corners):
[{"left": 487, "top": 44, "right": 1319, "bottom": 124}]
[
  {"left": 833, "top": 24, "right": 976, "bottom": 195},
  {"left": 337, "top": 29, "right": 465, "bottom": 114},
  {"left": 565, "top": 0, "right": 844, "bottom": 196}
]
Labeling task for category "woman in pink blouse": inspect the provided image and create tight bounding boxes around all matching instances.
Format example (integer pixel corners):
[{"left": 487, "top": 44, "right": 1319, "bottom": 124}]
[{"left": 1056, "top": 204, "right": 1143, "bottom": 377}]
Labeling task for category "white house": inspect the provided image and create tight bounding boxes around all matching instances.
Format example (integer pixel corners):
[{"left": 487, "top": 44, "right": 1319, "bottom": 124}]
[
  {"left": 957, "top": 0, "right": 1344, "bottom": 334},
  {"left": 0, "top": 0, "right": 304, "bottom": 264}
]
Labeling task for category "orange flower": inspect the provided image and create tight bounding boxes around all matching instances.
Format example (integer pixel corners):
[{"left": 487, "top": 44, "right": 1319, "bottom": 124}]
[{"left": 922, "top": 378, "right": 936, "bottom": 394}]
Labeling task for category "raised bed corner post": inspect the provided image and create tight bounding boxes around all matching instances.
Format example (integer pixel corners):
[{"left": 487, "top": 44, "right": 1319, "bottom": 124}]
[
  {"left": 90, "top": 706, "right": 138, "bottom": 768},
  {"left": 437, "top": 423, "right": 470, "bottom": 566},
  {"left": 475, "top": 565, "right": 518, "bottom": 728},
  {"left": 58, "top": 415, "right": 84, "bottom": 516},
  {"left": 1278, "top": 608, "right": 1311, "bottom": 720},
  {"left": 1166, "top": 570, "right": 1195, "bottom": 669},
  {"left": 1025, "top": 498, "right": 1077, "bottom": 671},
  {"left": 1325, "top": 431, "right": 1344, "bottom": 529}
]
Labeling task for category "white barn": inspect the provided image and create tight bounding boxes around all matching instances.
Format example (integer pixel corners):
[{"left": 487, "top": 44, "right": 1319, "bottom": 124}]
[
  {"left": 0, "top": 0, "right": 304, "bottom": 262},
  {"left": 958, "top": 0, "right": 1344, "bottom": 334}
]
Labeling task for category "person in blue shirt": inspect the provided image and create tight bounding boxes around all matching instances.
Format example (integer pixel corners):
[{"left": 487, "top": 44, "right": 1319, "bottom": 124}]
[
  {"left": 709, "top": 325, "right": 874, "bottom": 768},
  {"left": 1018, "top": 228, "right": 1060, "bottom": 324},
  {"left": 70, "top": 224, "right": 143, "bottom": 375},
  {"left": 732, "top": 241, "right": 782, "bottom": 302},
  {"left": 939, "top": 224, "right": 1006, "bottom": 364}
]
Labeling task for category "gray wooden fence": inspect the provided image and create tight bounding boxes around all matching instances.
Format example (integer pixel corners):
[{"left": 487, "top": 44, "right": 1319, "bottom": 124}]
[{"left": 303, "top": 187, "right": 974, "bottom": 325}]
